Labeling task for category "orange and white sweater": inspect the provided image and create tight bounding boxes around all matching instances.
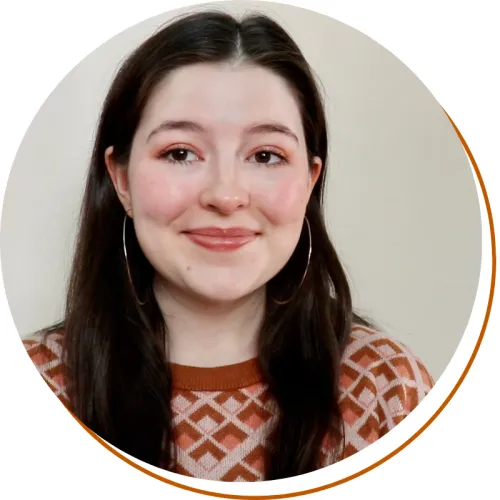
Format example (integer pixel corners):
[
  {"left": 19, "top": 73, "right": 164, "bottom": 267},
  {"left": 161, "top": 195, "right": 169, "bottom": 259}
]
[{"left": 23, "top": 326, "right": 433, "bottom": 481}]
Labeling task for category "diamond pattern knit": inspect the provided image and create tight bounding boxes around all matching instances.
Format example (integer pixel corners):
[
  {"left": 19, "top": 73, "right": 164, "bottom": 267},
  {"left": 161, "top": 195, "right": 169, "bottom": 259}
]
[{"left": 22, "top": 326, "right": 433, "bottom": 481}]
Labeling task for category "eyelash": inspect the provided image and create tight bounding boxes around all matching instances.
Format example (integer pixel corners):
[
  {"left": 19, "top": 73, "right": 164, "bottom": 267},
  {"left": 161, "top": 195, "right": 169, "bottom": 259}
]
[
  {"left": 157, "top": 144, "right": 201, "bottom": 166},
  {"left": 157, "top": 145, "right": 289, "bottom": 167},
  {"left": 249, "top": 147, "right": 289, "bottom": 167}
]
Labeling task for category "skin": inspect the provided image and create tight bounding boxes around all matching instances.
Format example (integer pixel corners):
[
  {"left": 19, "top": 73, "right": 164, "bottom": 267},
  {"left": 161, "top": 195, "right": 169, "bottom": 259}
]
[{"left": 106, "top": 62, "right": 321, "bottom": 366}]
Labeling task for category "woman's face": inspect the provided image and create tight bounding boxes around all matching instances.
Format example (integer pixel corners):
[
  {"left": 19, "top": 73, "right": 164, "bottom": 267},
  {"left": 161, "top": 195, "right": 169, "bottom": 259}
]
[{"left": 106, "top": 62, "right": 322, "bottom": 303}]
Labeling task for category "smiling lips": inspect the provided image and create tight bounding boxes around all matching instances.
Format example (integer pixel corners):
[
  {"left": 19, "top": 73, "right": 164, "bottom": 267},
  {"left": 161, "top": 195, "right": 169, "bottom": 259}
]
[{"left": 183, "top": 227, "right": 259, "bottom": 251}]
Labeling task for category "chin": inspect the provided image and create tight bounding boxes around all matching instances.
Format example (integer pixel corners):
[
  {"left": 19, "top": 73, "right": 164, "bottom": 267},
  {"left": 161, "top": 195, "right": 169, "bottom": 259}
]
[
  {"left": 197, "top": 286, "right": 256, "bottom": 304},
  {"left": 186, "top": 278, "right": 263, "bottom": 304}
]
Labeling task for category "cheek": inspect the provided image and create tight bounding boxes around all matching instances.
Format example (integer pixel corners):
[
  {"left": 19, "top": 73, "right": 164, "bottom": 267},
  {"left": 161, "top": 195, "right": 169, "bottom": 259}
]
[
  {"left": 254, "top": 174, "right": 311, "bottom": 224},
  {"left": 128, "top": 164, "right": 199, "bottom": 222}
]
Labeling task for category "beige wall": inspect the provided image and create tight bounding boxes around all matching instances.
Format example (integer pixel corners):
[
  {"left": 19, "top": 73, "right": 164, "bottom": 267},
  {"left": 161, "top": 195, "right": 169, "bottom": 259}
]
[{"left": 0, "top": 1, "right": 481, "bottom": 380}]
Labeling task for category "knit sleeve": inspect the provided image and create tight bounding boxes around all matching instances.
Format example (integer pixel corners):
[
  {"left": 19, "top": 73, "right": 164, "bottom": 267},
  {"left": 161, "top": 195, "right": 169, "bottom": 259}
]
[
  {"left": 326, "top": 327, "right": 435, "bottom": 461},
  {"left": 364, "top": 331, "right": 434, "bottom": 434},
  {"left": 23, "top": 332, "right": 70, "bottom": 407}
]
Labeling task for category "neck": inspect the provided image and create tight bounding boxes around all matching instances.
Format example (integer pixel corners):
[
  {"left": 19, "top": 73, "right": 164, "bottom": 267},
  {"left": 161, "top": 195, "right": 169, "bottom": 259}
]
[{"left": 153, "top": 277, "right": 266, "bottom": 367}]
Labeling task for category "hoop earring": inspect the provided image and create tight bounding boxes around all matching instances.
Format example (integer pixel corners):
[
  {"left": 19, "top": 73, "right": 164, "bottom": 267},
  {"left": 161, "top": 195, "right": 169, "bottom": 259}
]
[
  {"left": 272, "top": 216, "right": 312, "bottom": 306},
  {"left": 123, "top": 213, "right": 147, "bottom": 306}
]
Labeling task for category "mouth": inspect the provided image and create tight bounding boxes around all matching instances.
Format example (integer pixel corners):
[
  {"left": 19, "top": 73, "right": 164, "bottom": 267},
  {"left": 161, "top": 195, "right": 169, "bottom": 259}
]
[{"left": 182, "top": 227, "right": 260, "bottom": 252}]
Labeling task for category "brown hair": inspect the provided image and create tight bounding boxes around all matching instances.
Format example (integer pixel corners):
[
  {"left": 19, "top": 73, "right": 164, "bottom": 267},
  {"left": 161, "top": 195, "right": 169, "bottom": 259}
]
[{"left": 45, "top": 10, "right": 369, "bottom": 479}]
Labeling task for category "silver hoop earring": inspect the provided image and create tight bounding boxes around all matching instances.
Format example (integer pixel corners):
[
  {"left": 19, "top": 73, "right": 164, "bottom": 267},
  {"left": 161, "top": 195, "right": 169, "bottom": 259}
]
[
  {"left": 272, "top": 216, "right": 312, "bottom": 306},
  {"left": 123, "top": 214, "right": 147, "bottom": 306}
]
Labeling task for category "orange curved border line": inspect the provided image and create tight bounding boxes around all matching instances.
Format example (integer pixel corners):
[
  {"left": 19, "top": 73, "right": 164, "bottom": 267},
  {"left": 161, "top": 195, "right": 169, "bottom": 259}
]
[{"left": 70, "top": 110, "right": 496, "bottom": 499}]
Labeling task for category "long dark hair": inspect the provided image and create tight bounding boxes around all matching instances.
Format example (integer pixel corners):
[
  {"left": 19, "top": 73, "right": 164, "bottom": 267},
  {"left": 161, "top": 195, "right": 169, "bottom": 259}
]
[{"left": 44, "top": 10, "right": 369, "bottom": 479}]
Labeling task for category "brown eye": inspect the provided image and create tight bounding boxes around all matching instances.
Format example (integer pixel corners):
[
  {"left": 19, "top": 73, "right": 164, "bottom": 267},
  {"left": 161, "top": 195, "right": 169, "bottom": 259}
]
[
  {"left": 161, "top": 148, "right": 199, "bottom": 163},
  {"left": 249, "top": 150, "right": 286, "bottom": 166},
  {"left": 255, "top": 151, "right": 272, "bottom": 163},
  {"left": 171, "top": 149, "right": 189, "bottom": 161}
]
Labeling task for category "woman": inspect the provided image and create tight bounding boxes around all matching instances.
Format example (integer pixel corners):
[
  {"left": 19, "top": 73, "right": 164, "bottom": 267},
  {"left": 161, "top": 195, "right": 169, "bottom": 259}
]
[{"left": 23, "top": 11, "right": 433, "bottom": 481}]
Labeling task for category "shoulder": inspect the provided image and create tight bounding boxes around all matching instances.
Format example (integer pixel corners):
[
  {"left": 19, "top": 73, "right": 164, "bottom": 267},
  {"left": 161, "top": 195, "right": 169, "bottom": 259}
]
[
  {"left": 22, "top": 330, "right": 69, "bottom": 405},
  {"left": 341, "top": 325, "right": 434, "bottom": 429}
]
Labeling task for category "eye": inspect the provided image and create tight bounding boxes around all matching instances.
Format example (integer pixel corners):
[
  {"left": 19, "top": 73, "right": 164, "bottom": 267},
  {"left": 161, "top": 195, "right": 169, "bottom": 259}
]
[
  {"left": 248, "top": 149, "right": 288, "bottom": 166},
  {"left": 159, "top": 147, "right": 200, "bottom": 164}
]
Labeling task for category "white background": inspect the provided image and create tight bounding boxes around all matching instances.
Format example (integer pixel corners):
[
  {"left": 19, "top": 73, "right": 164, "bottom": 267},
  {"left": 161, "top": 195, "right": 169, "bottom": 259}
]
[
  {"left": 0, "top": 0, "right": 482, "bottom": 382},
  {"left": 0, "top": 0, "right": 498, "bottom": 498}
]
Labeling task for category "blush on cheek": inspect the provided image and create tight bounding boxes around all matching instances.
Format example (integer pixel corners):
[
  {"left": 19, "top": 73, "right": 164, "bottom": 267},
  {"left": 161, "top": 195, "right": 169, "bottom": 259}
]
[
  {"left": 256, "top": 176, "right": 310, "bottom": 224},
  {"left": 130, "top": 166, "right": 198, "bottom": 222}
]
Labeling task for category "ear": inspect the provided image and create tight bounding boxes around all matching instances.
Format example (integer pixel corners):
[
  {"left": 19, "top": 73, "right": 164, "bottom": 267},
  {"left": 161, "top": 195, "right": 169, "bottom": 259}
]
[
  {"left": 308, "top": 156, "right": 323, "bottom": 194},
  {"left": 105, "top": 146, "right": 132, "bottom": 214}
]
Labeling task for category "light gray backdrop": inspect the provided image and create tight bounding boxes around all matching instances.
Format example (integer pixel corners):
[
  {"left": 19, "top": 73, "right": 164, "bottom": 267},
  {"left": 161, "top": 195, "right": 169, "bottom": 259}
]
[{"left": 0, "top": 1, "right": 482, "bottom": 380}]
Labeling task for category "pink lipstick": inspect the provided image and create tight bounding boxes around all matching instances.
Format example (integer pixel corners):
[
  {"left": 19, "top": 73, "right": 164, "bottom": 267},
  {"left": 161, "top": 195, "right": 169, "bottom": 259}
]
[{"left": 183, "top": 227, "right": 259, "bottom": 251}]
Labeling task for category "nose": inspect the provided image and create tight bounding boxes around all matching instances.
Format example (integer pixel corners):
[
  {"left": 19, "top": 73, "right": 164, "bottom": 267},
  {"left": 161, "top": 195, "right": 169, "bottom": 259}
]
[{"left": 199, "top": 165, "right": 250, "bottom": 215}]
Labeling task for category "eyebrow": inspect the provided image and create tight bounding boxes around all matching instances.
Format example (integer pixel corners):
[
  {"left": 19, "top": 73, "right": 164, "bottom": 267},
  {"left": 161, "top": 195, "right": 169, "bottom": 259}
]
[
  {"left": 146, "top": 120, "right": 299, "bottom": 144},
  {"left": 147, "top": 120, "right": 204, "bottom": 142},
  {"left": 245, "top": 123, "right": 299, "bottom": 144}
]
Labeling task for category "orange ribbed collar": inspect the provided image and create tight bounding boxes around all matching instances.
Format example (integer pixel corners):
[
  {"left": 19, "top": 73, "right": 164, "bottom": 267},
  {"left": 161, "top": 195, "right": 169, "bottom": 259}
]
[{"left": 169, "top": 357, "right": 263, "bottom": 391}]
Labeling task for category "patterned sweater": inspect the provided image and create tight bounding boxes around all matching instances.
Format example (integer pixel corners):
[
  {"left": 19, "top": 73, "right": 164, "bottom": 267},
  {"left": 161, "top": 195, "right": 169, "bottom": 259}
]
[{"left": 23, "top": 326, "right": 433, "bottom": 481}]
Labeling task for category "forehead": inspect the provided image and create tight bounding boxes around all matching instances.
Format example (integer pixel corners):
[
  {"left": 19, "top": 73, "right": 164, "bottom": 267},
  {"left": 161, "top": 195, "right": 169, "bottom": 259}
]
[{"left": 138, "top": 62, "right": 304, "bottom": 137}]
